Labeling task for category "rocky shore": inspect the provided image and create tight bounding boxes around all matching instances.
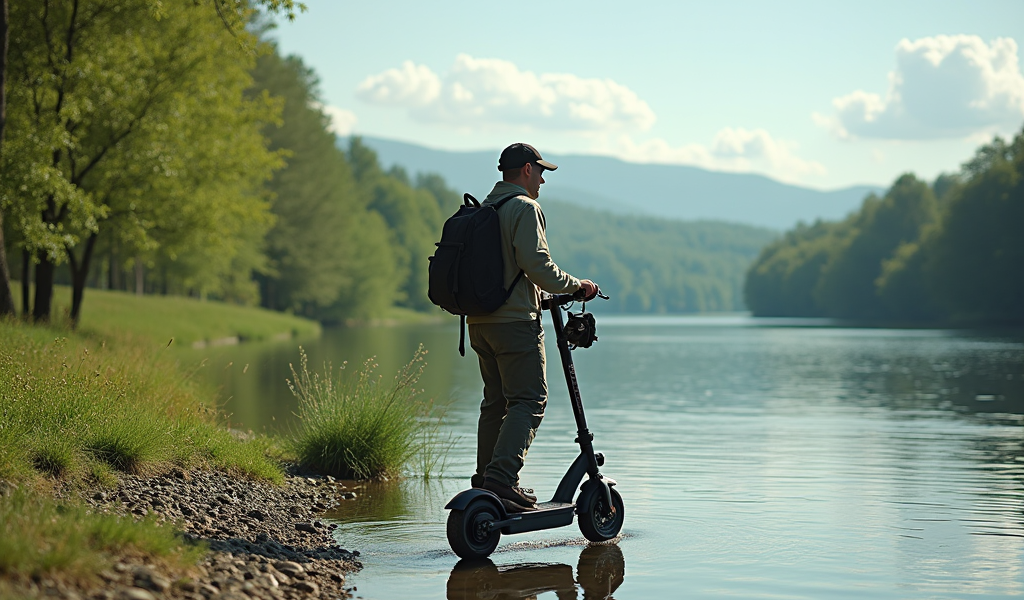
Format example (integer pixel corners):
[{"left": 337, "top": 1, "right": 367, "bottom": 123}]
[{"left": 24, "top": 466, "right": 363, "bottom": 600}]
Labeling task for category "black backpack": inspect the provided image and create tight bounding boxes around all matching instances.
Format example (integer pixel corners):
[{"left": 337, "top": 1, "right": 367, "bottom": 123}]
[{"left": 428, "top": 192, "right": 525, "bottom": 356}]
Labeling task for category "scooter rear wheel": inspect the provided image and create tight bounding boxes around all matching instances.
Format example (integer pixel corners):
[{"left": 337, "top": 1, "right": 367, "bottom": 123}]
[
  {"left": 577, "top": 485, "right": 624, "bottom": 542},
  {"left": 447, "top": 498, "right": 501, "bottom": 559}
]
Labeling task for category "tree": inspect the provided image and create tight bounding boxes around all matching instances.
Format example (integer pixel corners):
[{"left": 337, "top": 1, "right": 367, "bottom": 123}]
[
  {"left": 0, "top": 0, "right": 14, "bottom": 316},
  {"left": 743, "top": 127, "right": 1023, "bottom": 326},
  {"left": 813, "top": 175, "right": 937, "bottom": 319},
  {"left": 250, "top": 47, "right": 367, "bottom": 315},
  {"left": 1, "top": 0, "right": 280, "bottom": 322},
  {"left": 745, "top": 220, "right": 849, "bottom": 317},
  {"left": 348, "top": 138, "right": 445, "bottom": 313},
  {"left": 0, "top": 0, "right": 304, "bottom": 321},
  {"left": 923, "top": 130, "right": 1024, "bottom": 324}
]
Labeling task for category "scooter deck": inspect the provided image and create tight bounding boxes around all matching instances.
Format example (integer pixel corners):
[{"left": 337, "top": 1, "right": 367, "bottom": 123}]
[{"left": 500, "top": 501, "right": 575, "bottom": 534}]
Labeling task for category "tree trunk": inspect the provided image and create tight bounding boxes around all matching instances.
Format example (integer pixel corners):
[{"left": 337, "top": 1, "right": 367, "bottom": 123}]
[
  {"left": 109, "top": 248, "right": 121, "bottom": 291},
  {"left": 69, "top": 234, "right": 97, "bottom": 325},
  {"left": 20, "top": 248, "right": 28, "bottom": 316},
  {"left": 0, "top": 0, "right": 7, "bottom": 144},
  {"left": 134, "top": 257, "right": 143, "bottom": 296},
  {"left": 0, "top": 0, "right": 15, "bottom": 318},
  {"left": 0, "top": 219, "right": 15, "bottom": 317},
  {"left": 32, "top": 252, "right": 54, "bottom": 322}
]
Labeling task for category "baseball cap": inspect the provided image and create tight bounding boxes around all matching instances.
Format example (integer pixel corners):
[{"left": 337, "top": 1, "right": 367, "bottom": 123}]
[{"left": 497, "top": 143, "right": 558, "bottom": 172}]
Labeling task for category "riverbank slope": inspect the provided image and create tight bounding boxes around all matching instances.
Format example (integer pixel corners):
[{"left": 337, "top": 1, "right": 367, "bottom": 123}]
[{"left": 0, "top": 291, "right": 361, "bottom": 600}]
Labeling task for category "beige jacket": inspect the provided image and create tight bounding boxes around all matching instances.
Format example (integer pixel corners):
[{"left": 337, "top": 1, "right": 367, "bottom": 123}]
[{"left": 467, "top": 182, "right": 582, "bottom": 324}]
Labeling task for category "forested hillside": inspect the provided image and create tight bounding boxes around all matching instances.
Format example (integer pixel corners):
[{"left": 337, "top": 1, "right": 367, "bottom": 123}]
[
  {"left": 247, "top": 48, "right": 457, "bottom": 321},
  {"left": 544, "top": 202, "right": 774, "bottom": 313},
  {"left": 744, "top": 128, "right": 1023, "bottom": 326}
]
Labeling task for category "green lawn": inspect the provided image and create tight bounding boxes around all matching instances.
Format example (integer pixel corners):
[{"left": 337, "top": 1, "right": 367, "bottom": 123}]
[{"left": 11, "top": 282, "right": 320, "bottom": 347}]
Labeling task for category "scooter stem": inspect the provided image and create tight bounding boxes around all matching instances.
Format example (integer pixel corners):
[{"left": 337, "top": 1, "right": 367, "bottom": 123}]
[{"left": 546, "top": 299, "right": 602, "bottom": 481}]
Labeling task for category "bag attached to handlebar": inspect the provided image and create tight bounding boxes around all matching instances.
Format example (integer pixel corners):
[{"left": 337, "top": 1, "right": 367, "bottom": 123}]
[{"left": 564, "top": 310, "right": 598, "bottom": 349}]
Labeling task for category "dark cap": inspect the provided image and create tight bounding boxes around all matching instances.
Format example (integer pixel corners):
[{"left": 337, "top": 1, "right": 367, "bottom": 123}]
[{"left": 497, "top": 143, "right": 558, "bottom": 172}]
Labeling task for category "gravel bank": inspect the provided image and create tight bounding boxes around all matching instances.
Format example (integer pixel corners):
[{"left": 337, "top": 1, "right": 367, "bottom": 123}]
[{"left": 23, "top": 466, "right": 363, "bottom": 600}]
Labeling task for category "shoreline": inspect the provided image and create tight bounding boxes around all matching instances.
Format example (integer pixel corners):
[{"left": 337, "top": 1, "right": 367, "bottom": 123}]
[{"left": 9, "top": 466, "right": 362, "bottom": 600}]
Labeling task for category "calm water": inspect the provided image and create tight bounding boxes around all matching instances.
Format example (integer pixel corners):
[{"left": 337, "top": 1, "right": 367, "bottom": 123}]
[{"left": 195, "top": 316, "right": 1024, "bottom": 599}]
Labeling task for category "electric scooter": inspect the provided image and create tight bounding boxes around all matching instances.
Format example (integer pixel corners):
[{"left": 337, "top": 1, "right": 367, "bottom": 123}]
[{"left": 445, "top": 289, "right": 623, "bottom": 560}]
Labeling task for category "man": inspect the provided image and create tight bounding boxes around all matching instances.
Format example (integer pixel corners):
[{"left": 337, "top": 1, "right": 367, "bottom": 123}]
[{"left": 468, "top": 142, "right": 598, "bottom": 512}]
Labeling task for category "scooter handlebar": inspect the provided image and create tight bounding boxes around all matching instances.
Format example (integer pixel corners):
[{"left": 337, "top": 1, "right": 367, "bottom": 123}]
[{"left": 542, "top": 287, "right": 609, "bottom": 308}]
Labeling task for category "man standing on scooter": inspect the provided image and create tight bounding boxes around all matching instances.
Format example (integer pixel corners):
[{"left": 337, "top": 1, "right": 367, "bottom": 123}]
[{"left": 468, "top": 143, "right": 599, "bottom": 513}]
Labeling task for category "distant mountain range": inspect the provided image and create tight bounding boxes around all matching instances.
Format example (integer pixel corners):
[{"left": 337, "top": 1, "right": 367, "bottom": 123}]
[{"left": 348, "top": 136, "right": 884, "bottom": 231}]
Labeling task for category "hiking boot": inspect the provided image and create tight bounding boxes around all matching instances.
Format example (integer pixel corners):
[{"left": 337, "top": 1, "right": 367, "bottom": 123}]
[
  {"left": 471, "top": 473, "right": 484, "bottom": 488},
  {"left": 498, "top": 497, "right": 537, "bottom": 513},
  {"left": 515, "top": 485, "right": 537, "bottom": 503},
  {"left": 483, "top": 478, "right": 537, "bottom": 511}
]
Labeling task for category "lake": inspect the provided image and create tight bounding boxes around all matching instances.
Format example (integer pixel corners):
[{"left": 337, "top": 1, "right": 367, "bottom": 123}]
[{"left": 195, "top": 315, "right": 1024, "bottom": 599}]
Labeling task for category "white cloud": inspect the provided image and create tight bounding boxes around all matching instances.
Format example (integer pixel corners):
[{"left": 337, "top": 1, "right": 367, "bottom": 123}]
[
  {"left": 311, "top": 103, "right": 358, "bottom": 136},
  {"left": 355, "top": 61, "right": 441, "bottom": 107},
  {"left": 821, "top": 35, "right": 1024, "bottom": 140},
  {"left": 603, "top": 128, "right": 826, "bottom": 183},
  {"left": 356, "top": 54, "right": 656, "bottom": 132}
]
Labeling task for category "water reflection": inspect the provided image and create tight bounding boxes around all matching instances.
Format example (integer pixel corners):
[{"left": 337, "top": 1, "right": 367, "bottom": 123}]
[{"left": 447, "top": 544, "right": 625, "bottom": 600}]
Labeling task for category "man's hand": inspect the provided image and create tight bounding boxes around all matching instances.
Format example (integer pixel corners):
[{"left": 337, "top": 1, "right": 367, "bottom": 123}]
[{"left": 578, "top": 279, "right": 599, "bottom": 301}]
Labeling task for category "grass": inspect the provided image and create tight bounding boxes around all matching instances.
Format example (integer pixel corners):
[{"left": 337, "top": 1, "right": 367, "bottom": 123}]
[
  {"left": 0, "top": 487, "right": 203, "bottom": 583},
  {"left": 10, "top": 281, "right": 320, "bottom": 347},
  {"left": 0, "top": 285, "right": 455, "bottom": 589},
  {"left": 288, "top": 345, "right": 453, "bottom": 480},
  {"left": 0, "top": 317, "right": 281, "bottom": 590},
  {"left": 0, "top": 319, "right": 283, "bottom": 486}
]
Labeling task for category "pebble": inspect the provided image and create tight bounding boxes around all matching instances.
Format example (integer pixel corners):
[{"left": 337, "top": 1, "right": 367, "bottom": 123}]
[
  {"left": 118, "top": 588, "right": 157, "bottom": 600},
  {"left": 132, "top": 566, "right": 171, "bottom": 592},
  {"left": 293, "top": 581, "right": 320, "bottom": 595},
  {"left": 273, "top": 561, "right": 304, "bottom": 577}
]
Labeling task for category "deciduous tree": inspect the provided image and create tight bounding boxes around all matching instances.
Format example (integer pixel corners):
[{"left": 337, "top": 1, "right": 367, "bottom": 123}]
[{"left": 1, "top": 0, "right": 280, "bottom": 322}]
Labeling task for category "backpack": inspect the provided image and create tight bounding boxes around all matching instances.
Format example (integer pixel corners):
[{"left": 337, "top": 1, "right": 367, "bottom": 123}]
[{"left": 428, "top": 192, "right": 525, "bottom": 356}]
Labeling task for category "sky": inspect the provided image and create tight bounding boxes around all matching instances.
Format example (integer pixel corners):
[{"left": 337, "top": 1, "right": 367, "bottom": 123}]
[{"left": 270, "top": 1, "right": 1024, "bottom": 190}]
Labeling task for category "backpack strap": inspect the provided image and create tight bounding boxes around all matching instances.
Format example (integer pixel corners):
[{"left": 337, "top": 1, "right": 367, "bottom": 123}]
[
  {"left": 459, "top": 315, "right": 467, "bottom": 357},
  {"left": 490, "top": 192, "right": 526, "bottom": 301},
  {"left": 489, "top": 191, "right": 522, "bottom": 210}
]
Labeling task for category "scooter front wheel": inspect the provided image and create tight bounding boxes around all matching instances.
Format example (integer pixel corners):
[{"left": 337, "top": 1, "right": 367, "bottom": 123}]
[
  {"left": 577, "top": 484, "right": 624, "bottom": 542},
  {"left": 447, "top": 498, "right": 502, "bottom": 559}
]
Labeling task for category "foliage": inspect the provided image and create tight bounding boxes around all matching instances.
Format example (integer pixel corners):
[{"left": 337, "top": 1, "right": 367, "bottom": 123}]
[
  {"left": 744, "top": 126, "right": 1024, "bottom": 326},
  {"left": 347, "top": 140, "right": 450, "bottom": 314},
  {"left": 288, "top": 346, "right": 449, "bottom": 479},
  {"left": 1, "top": 0, "right": 281, "bottom": 320},
  {"left": 0, "top": 10, "right": 792, "bottom": 328},
  {"left": 250, "top": 48, "right": 384, "bottom": 316},
  {"left": 812, "top": 174, "right": 938, "bottom": 319},
  {"left": 243, "top": 43, "right": 455, "bottom": 321},
  {"left": 545, "top": 201, "right": 776, "bottom": 313},
  {"left": 0, "top": 320, "right": 283, "bottom": 486}
]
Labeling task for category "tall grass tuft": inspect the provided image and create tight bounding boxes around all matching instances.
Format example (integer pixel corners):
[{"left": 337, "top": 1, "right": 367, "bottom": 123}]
[
  {"left": 86, "top": 415, "right": 169, "bottom": 473},
  {"left": 289, "top": 346, "right": 452, "bottom": 480}
]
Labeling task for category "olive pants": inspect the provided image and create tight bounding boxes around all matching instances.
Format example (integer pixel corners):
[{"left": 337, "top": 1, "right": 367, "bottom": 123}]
[{"left": 469, "top": 319, "right": 547, "bottom": 487}]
